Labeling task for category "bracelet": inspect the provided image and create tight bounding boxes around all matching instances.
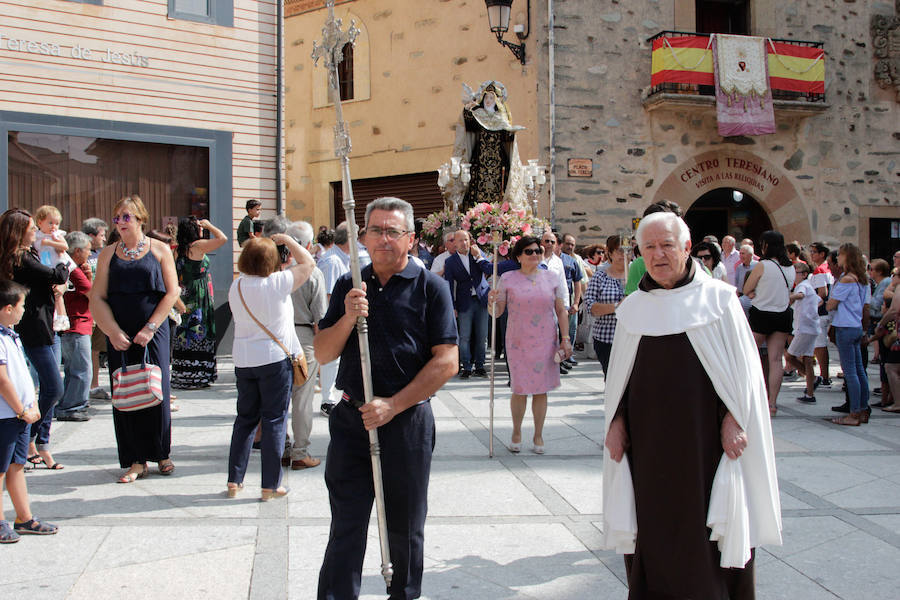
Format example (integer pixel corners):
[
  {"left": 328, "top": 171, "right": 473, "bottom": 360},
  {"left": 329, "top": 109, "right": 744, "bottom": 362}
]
[{"left": 16, "top": 409, "right": 27, "bottom": 420}]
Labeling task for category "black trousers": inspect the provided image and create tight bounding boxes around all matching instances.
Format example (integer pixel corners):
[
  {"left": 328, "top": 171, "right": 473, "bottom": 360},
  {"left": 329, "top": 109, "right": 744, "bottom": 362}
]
[{"left": 318, "top": 399, "right": 435, "bottom": 600}]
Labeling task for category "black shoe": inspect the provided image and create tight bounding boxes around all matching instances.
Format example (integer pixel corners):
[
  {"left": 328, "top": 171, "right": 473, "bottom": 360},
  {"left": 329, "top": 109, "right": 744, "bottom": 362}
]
[
  {"left": 473, "top": 368, "right": 488, "bottom": 377},
  {"left": 871, "top": 401, "right": 885, "bottom": 408},
  {"left": 831, "top": 401, "right": 850, "bottom": 413},
  {"left": 559, "top": 364, "right": 570, "bottom": 375},
  {"left": 320, "top": 403, "right": 333, "bottom": 417},
  {"left": 873, "top": 387, "right": 881, "bottom": 395},
  {"left": 796, "top": 394, "right": 816, "bottom": 404},
  {"left": 56, "top": 410, "right": 90, "bottom": 422},
  {"left": 566, "top": 357, "right": 578, "bottom": 366},
  {"left": 459, "top": 370, "right": 472, "bottom": 379},
  {"left": 252, "top": 440, "right": 261, "bottom": 450}
]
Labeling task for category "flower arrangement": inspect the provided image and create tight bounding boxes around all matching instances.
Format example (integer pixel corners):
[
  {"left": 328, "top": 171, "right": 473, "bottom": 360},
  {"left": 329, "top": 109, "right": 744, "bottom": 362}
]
[
  {"left": 421, "top": 208, "right": 456, "bottom": 250},
  {"left": 462, "top": 202, "right": 550, "bottom": 257}
]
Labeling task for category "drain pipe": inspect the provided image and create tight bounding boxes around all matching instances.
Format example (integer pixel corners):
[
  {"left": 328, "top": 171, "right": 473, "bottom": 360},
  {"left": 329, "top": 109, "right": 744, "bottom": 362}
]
[
  {"left": 547, "top": 0, "right": 556, "bottom": 227},
  {"left": 275, "top": 0, "right": 284, "bottom": 215}
]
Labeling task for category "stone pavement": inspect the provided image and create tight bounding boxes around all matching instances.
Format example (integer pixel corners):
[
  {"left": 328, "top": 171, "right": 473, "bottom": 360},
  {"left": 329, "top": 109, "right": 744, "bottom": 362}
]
[{"left": 2, "top": 352, "right": 899, "bottom": 599}]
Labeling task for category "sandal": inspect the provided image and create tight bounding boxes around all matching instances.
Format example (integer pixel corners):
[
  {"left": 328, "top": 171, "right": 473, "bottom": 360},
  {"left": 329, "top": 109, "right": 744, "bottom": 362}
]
[
  {"left": 117, "top": 464, "right": 148, "bottom": 483},
  {"left": 0, "top": 521, "right": 20, "bottom": 544},
  {"left": 26, "top": 455, "right": 44, "bottom": 466},
  {"left": 830, "top": 413, "right": 860, "bottom": 426},
  {"left": 42, "top": 462, "right": 64, "bottom": 470},
  {"left": 226, "top": 483, "right": 244, "bottom": 498},
  {"left": 158, "top": 459, "right": 175, "bottom": 476},
  {"left": 260, "top": 487, "right": 289, "bottom": 502},
  {"left": 13, "top": 517, "right": 58, "bottom": 535}
]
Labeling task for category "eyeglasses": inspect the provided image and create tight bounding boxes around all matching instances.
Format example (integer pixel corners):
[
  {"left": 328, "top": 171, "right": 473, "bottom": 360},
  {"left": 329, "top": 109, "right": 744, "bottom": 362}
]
[
  {"left": 112, "top": 213, "right": 136, "bottom": 225},
  {"left": 522, "top": 248, "right": 542, "bottom": 256},
  {"left": 367, "top": 226, "right": 409, "bottom": 240},
  {"left": 697, "top": 254, "right": 712, "bottom": 260}
]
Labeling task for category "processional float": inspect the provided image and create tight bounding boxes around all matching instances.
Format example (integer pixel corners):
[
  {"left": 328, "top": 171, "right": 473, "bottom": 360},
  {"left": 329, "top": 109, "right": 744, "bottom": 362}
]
[{"left": 312, "top": 0, "right": 393, "bottom": 587}]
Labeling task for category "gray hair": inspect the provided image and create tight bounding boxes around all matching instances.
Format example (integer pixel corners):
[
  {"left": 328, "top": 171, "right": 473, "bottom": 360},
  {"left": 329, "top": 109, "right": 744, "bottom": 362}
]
[
  {"left": 262, "top": 215, "right": 290, "bottom": 238},
  {"left": 739, "top": 244, "right": 754, "bottom": 254},
  {"left": 333, "top": 221, "right": 350, "bottom": 246},
  {"left": 723, "top": 235, "right": 736, "bottom": 245},
  {"left": 636, "top": 212, "right": 690, "bottom": 248},
  {"left": 287, "top": 220, "right": 314, "bottom": 248},
  {"left": 364, "top": 197, "right": 414, "bottom": 232},
  {"left": 81, "top": 218, "right": 108, "bottom": 236},
  {"left": 65, "top": 230, "right": 92, "bottom": 250}
]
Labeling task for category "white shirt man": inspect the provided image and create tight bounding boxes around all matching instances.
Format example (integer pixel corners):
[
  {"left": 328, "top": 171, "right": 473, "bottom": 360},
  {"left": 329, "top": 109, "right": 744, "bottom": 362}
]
[
  {"left": 720, "top": 236, "right": 741, "bottom": 285},
  {"left": 429, "top": 232, "right": 457, "bottom": 276}
]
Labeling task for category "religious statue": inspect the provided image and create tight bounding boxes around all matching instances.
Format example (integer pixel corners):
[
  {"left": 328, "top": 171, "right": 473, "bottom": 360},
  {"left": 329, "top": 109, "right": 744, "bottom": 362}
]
[{"left": 453, "top": 80, "right": 527, "bottom": 210}]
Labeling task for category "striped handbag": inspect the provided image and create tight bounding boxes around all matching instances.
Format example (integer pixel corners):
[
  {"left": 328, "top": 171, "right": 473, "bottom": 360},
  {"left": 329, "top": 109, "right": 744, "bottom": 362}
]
[{"left": 111, "top": 348, "right": 163, "bottom": 412}]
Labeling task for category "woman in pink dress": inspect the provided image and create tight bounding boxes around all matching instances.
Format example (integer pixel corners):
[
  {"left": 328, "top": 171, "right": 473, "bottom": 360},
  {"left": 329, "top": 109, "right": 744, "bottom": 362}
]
[{"left": 489, "top": 236, "right": 571, "bottom": 454}]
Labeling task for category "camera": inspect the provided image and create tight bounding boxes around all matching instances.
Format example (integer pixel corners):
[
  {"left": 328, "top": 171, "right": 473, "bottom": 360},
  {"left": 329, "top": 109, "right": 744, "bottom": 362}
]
[
  {"left": 252, "top": 219, "right": 264, "bottom": 234},
  {"left": 277, "top": 244, "right": 290, "bottom": 264}
]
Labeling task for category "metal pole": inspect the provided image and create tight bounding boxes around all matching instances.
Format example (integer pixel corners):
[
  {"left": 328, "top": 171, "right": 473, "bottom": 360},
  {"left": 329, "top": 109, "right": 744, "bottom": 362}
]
[
  {"left": 313, "top": 1, "right": 392, "bottom": 587},
  {"left": 488, "top": 230, "right": 500, "bottom": 458}
]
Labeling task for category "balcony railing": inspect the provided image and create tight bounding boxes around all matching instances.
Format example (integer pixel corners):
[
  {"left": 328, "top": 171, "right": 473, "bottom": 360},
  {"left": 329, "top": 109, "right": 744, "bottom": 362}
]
[{"left": 647, "top": 31, "right": 826, "bottom": 104}]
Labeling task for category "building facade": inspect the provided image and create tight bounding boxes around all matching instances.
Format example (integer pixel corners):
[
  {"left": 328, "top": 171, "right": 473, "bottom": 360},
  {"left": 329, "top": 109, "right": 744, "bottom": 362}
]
[
  {"left": 546, "top": 0, "right": 899, "bottom": 259},
  {"left": 0, "top": 0, "right": 281, "bottom": 297},
  {"left": 284, "top": 0, "right": 543, "bottom": 228}
]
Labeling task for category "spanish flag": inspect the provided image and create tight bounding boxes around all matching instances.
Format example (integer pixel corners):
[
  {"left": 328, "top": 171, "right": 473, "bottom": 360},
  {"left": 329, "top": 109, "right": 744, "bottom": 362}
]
[{"left": 650, "top": 35, "right": 825, "bottom": 96}]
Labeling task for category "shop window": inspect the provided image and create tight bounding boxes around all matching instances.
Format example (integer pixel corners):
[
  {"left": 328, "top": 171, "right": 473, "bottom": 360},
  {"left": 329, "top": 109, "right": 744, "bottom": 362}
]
[
  {"left": 168, "top": 0, "right": 233, "bottom": 27},
  {"left": 696, "top": 0, "right": 750, "bottom": 35},
  {"left": 338, "top": 43, "right": 354, "bottom": 101},
  {"left": 8, "top": 132, "right": 210, "bottom": 232}
]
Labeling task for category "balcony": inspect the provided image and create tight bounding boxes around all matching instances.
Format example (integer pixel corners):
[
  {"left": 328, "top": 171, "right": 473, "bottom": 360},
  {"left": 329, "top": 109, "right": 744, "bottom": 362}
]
[{"left": 643, "top": 31, "right": 829, "bottom": 115}]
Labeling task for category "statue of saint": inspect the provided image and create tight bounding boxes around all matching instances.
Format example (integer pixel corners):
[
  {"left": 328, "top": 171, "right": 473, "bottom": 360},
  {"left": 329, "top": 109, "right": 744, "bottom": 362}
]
[{"left": 453, "top": 81, "right": 526, "bottom": 210}]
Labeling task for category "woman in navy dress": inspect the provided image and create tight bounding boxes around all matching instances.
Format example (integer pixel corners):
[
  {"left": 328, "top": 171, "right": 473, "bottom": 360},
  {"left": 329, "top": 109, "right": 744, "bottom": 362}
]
[{"left": 90, "top": 196, "right": 180, "bottom": 483}]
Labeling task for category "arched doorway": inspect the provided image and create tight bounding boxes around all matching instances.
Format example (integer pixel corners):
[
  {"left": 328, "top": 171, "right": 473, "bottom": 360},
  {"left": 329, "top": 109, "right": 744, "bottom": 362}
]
[{"left": 684, "top": 187, "right": 773, "bottom": 245}]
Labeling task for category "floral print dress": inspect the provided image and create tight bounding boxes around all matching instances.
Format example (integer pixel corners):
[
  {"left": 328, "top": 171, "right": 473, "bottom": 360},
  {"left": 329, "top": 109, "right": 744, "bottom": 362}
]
[{"left": 171, "top": 255, "right": 217, "bottom": 388}]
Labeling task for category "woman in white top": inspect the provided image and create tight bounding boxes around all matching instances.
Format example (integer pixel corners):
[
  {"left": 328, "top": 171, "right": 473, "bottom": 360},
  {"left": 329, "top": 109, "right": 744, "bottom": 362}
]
[
  {"left": 226, "top": 235, "right": 314, "bottom": 500},
  {"left": 744, "top": 230, "right": 796, "bottom": 416}
]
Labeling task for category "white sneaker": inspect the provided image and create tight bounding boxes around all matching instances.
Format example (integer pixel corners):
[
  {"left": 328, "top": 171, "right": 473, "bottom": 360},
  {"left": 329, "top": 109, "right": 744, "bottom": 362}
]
[{"left": 53, "top": 315, "right": 70, "bottom": 331}]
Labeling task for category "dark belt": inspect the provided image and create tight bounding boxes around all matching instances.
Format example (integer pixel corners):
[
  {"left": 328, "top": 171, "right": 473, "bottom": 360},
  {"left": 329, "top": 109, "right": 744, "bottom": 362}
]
[
  {"left": 294, "top": 323, "right": 314, "bottom": 328},
  {"left": 341, "top": 391, "right": 431, "bottom": 410}
]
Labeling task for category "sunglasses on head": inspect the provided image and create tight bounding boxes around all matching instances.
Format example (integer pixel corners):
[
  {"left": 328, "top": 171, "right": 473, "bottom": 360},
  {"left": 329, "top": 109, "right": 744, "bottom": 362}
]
[
  {"left": 522, "top": 248, "right": 542, "bottom": 256},
  {"left": 112, "top": 213, "right": 135, "bottom": 225}
]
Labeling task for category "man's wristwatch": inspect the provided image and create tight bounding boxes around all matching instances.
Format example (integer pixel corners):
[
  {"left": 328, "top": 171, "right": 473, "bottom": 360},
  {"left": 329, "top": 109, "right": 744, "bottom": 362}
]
[
  {"left": 16, "top": 408, "right": 27, "bottom": 420},
  {"left": 146, "top": 321, "right": 158, "bottom": 333}
]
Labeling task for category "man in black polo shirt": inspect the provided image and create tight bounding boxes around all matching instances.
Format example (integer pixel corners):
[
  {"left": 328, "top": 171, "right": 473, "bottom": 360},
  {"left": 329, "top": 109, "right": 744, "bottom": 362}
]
[{"left": 315, "top": 197, "right": 459, "bottom": 600}]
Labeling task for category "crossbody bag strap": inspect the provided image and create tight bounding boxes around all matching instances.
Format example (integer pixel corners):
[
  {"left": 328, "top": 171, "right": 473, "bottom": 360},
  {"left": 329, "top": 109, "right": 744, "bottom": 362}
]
[
  {"left": 770, "top": 259, "right": 791, "bottom": 290},
  {"left": 237, "top": 280, "right": 292, "bottom": 360}
]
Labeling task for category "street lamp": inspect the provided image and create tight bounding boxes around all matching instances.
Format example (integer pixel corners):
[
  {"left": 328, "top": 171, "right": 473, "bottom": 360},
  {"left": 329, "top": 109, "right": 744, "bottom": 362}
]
[{"left": 485, "top": 0, "right": 528, "bottom": 64}]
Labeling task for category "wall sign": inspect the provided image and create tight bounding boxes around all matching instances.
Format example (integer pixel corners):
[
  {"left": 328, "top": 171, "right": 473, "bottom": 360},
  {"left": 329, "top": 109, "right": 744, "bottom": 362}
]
[
  {"left": 678, "top": 156, "right": 781, "bottom": 194},
  {"left": 567, "top": 158, "right": 593, "bottom": 178},
  {"left": 0, "top": 31, "right": 150, "bottom": 68}
]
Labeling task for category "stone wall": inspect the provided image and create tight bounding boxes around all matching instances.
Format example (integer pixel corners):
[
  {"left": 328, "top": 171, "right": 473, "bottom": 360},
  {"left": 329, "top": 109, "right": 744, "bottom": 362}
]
[{"left": 545, "top": 0, "right": 899, "bottom": 252}]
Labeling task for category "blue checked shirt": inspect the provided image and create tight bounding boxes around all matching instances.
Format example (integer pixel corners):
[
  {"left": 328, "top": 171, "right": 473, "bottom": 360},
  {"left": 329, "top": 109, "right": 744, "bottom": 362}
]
[{"left": 584, "top": 269, "right": 626, "bottom": 344}]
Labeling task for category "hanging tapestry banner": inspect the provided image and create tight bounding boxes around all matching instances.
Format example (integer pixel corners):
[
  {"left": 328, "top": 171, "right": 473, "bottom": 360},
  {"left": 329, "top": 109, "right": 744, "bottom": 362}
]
[{"left": 713, "top": 34, "right": 776, "bottom": 137}]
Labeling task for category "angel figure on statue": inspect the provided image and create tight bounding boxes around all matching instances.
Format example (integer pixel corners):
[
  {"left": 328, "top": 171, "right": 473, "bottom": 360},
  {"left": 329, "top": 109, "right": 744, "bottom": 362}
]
[{"left": 454, "top": 80, "right": 527, "bottom": 210}]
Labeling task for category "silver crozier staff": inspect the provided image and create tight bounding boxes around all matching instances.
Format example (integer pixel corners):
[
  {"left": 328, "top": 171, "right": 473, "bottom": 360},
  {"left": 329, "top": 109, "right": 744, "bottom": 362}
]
[{"left": 312, "top": 0, "right": 393, "bottom": 586}]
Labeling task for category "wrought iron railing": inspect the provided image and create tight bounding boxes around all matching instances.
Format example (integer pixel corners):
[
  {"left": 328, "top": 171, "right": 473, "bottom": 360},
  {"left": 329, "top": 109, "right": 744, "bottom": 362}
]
[{"left": 647, "top": 31, "right": 826, "bottom": 103}]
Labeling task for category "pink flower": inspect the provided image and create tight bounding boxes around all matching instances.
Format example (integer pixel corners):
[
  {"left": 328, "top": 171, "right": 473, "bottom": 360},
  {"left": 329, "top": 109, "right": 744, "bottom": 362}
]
[
  {"left": 499, "top": 242, "right": 509, "bottom": 256},
  {"left": 522, "top": 223, "right": 531, "bottom": 234},
  {"left": 501, "top": 201, "right": 510, "bottom": 212},
  {"left": 477, "top": 234, "right": 489, "bottom": 245}
]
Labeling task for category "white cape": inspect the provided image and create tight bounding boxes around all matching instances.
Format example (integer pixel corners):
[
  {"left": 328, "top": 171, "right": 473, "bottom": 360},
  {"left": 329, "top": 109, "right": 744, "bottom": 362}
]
[{"left": 601, "top": 268, "right": 782, "bottom": 568}]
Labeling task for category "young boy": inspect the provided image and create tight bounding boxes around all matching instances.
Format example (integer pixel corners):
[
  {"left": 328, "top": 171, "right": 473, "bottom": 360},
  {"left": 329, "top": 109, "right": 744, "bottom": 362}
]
[
  {"left": 0, "top": 280, "right": 59, "bottom": 542},
  {"left": 237, "top": 199, "right": 262, "bottom": 247},
  {"left": 33, "top": 205, "right": 75, "bottom": 332},
  {"left": 786, "top": 261, "right": 821, "bottom": 403}
]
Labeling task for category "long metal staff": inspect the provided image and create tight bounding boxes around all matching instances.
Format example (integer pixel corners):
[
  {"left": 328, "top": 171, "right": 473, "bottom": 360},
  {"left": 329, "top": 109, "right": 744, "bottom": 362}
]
[
  {"left": 488, "top": 231, "right": 500, "bottom": 458},
  {"left": 313, "top": 1, "right": 392, "bottom": 587}
]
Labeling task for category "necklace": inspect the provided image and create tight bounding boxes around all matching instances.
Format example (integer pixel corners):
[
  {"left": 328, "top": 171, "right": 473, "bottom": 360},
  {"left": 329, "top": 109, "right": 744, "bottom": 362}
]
[{"left": 122, "top": 236, "right": 147, "bottom": 260}]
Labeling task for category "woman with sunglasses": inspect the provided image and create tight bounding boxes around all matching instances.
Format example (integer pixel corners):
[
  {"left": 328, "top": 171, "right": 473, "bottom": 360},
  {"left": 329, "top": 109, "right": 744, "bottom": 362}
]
[
  {"left": 692, "top": 241, "right": 728, "bottom": 283},
  {"left": 584, "top": 235, "right": 628, "bottom": 376},
  {"left": 488, "top": 236, "right": 571, "bottom": 454},
  {"left": 0, "top": 209, "right": 70, "bottom": 470},
  {"left": 90, "top": 196, "right": 181, "bottom": 482}
]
